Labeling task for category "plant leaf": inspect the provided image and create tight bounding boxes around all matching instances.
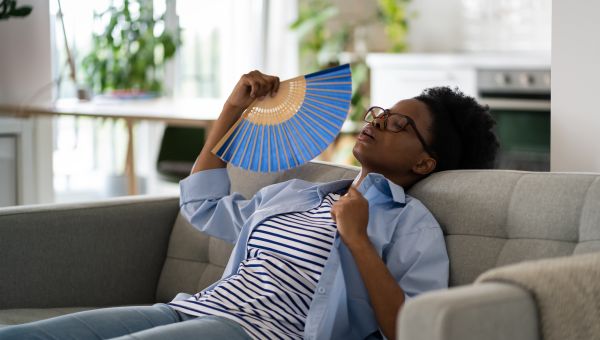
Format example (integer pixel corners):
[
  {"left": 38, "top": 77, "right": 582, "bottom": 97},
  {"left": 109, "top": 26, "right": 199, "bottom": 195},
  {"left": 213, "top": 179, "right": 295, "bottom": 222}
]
[{"left": 11, "top": 6, "right": 32, "bottom": 17}]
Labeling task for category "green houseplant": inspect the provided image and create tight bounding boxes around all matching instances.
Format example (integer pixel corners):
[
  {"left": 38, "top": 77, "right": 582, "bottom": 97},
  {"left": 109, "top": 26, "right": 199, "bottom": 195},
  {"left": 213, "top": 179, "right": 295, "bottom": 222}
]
[
  {"left": 0, "top": 0, "right": 32, "bottom": 20},
  {"left": 290, "top": 0, "right": 412, "bottom": 122},
  {"left": 290, "top": 0, "right": 364, "bottom": 120},
  {"left": 377, "top": 0, "right": 412, "bottom": 52},
  {"left": 81, "top": 0, "right": 180, "bottom": 97}
]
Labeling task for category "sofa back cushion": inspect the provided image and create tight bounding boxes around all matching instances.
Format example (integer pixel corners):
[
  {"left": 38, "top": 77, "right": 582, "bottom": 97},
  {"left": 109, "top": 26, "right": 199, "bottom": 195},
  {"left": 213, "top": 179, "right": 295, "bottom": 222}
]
[
  {"left": 408, "top": 170, "right": 600, "bottom": 286},
  {"left": 156, "top": 161, "right": 360, "bottom": 301},
  {"left": 157, "top": 165, "right": 600, "bottom": 299},
  {"left": 0, "top": 196, "right": 178, "bottom": 309}
]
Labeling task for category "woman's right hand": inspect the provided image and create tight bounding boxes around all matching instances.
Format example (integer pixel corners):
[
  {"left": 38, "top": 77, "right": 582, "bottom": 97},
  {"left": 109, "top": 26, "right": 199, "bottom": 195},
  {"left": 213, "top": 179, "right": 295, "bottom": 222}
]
[
  {"left": 224, "top": 70, "right": 280, "bottom": 116},
  {"left": 191, "top": 70, "right": 280, "bottom": 173}
]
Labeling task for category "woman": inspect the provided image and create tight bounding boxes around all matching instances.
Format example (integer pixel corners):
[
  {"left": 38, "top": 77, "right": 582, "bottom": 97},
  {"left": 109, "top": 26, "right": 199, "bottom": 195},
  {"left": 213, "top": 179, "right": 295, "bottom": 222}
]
[{"left": 0, "top": 71, "right": 498, "bottom": 340}]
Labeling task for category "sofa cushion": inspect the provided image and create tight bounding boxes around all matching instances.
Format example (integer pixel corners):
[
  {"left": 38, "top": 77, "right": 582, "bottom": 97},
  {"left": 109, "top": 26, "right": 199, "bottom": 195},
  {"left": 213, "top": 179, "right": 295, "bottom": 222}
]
[
  {"left": 0, "top": 196, "right": 179, "bottom": 310},
  {"left": 476, "top": 251, "right": 600, "bottom": 340},
  {"left": 409, "top": 170, "right": 600, "bottom": 286},
  {"left": 0, "top": 307, "right": 99, "bottom": 327},
  {"left": 155, "top": 214, "right": 234, "bottom": 302},
  {"left": 577, "top": 176, "right": 600, "bottom": 253}
]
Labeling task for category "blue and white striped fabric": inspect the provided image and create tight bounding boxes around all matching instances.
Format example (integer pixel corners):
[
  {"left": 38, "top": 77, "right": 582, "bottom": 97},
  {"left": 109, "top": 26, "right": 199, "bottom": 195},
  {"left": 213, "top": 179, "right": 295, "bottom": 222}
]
[{"left": 169, "top": 192, "right": 341, "bottom": 339}]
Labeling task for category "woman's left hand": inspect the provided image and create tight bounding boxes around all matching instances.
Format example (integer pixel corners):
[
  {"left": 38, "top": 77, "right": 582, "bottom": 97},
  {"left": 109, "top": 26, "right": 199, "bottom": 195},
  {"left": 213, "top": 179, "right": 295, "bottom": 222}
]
[{"left": 331, "top": 186, "right": 370, "bottom": 247}]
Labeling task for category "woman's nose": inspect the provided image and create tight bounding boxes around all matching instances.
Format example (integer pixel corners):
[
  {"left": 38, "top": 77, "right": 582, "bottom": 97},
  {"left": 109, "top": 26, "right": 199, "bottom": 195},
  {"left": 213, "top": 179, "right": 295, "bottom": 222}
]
[{"left": 371, "top": 117, "right": 385, "bottom": 130}]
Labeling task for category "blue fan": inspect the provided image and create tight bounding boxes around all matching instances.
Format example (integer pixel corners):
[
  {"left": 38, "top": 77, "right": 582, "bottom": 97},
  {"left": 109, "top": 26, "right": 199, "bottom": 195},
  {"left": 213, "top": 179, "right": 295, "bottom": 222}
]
[{"left": 212, "top": 64, "right": 352, "bottom": 172}]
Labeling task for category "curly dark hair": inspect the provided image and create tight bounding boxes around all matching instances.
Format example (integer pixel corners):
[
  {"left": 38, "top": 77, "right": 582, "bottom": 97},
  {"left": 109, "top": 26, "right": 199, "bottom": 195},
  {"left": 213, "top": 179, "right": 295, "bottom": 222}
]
[{"left": 414, "top": 86, "right": 499, "bottom": 172}]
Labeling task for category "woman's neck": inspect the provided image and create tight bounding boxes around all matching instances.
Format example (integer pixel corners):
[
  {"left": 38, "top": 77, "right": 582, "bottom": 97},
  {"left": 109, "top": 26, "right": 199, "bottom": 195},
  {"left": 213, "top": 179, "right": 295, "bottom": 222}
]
[{"left": 354, "top": 168, "right": 368, "bottom": 187}]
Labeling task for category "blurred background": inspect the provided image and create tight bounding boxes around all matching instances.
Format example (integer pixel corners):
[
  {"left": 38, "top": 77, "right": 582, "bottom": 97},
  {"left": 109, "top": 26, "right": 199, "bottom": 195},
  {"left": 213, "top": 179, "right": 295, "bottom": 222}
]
[{"left": 0, "top": 0, "right": 561, "bottom": 206}]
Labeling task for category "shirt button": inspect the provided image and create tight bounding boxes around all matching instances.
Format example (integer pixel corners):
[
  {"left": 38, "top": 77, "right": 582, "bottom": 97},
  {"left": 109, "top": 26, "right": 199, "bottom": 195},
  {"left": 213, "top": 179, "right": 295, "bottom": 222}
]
[{"left": 317, "top": 287, "right": 326, "bottom": 294}]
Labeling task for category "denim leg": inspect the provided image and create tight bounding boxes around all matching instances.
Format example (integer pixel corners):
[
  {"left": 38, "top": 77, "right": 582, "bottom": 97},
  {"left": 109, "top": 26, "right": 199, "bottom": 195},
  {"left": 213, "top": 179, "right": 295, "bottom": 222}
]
[
  {"left": 0, "top": 303, "right": 181, "bottom": 340},
  {"left": 110, "top": 315, "right": 252, "bottom": 340}
]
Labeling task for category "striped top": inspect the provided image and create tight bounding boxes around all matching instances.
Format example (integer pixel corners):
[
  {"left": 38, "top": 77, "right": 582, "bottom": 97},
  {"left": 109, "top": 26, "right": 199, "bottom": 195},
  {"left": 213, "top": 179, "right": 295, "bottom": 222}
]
[{"left": 169, "top": 192, "right": 341, "bottom": 339}]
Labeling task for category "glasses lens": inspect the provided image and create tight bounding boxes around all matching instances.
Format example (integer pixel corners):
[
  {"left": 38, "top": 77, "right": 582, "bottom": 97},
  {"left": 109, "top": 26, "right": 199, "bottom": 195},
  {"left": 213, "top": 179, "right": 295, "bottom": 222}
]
[
  {"left": 365, "top": 107, "right": 385, "bottom": 122},
  {"left": 387, "top": 115, "right": 409, "bottom": 132}
]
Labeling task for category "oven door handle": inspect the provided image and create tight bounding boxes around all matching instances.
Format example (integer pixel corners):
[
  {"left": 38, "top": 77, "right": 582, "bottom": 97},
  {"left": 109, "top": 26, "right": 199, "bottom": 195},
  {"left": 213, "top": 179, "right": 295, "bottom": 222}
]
[{"left": 479, "top": 98, "right": 551, "bottom": 111}]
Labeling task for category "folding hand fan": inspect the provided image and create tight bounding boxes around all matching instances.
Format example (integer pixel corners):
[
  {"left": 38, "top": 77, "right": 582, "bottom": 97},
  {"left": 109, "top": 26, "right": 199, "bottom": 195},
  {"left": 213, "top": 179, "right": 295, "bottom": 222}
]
[{"left": 212, "top": 64, "right": 352, "bottom": 172}]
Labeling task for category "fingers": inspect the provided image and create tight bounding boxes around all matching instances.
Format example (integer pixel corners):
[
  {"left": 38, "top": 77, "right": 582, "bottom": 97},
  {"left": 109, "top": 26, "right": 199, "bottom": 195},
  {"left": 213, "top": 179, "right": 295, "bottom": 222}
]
[
  {"left": 245, "top": 71, "right": 279, "bottom": 100},
  {"left": 343, "top": 186, "right": 360, "bottom": 198},
  {"left": 271, "top": 76, "right": 280, "bottom": 97},
  {"left": 338, "top": 186, "right": 365, "bottom": 206},
  {"left": 330, "top": 202, "right": 339, "bottom": 223},
  {"left": 245, "top": 73, "right": 261, "bottom": 98}
]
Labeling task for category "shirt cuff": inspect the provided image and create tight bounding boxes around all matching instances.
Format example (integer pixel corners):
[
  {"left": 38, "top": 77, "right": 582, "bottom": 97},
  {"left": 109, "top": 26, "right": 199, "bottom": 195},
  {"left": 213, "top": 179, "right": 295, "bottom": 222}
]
[{"left": 179, "top": 168, "right": 231, "bottom": 205}]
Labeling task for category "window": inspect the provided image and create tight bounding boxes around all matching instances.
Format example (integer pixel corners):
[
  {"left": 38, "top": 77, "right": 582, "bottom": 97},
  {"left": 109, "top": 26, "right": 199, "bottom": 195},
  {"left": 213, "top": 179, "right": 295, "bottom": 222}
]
[{"left": 50, "top": 0, "right": 298, "bottom": 201}]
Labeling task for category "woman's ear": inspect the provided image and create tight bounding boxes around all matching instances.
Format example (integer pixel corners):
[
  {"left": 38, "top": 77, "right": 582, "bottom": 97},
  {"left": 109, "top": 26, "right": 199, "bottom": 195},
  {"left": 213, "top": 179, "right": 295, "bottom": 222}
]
[{"left": 412, "top": 156, "right": 437, "bottom": 176}]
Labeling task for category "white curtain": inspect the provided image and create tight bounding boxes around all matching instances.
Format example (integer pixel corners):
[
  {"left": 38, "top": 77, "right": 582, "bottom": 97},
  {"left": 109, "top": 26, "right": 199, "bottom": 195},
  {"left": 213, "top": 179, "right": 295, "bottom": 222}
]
[{"left": 219, "top": 0, "right": 299, "bottom": 96}]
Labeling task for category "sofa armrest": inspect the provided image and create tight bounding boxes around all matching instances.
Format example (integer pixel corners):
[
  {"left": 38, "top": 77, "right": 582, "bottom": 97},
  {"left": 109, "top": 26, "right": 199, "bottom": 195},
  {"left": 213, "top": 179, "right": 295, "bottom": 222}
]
[
  {"left": 397, "top": 282, "right": 540, "bottom": 340},
  {"left": 0, "top": 195, "right": 180, "bottom": 309}
]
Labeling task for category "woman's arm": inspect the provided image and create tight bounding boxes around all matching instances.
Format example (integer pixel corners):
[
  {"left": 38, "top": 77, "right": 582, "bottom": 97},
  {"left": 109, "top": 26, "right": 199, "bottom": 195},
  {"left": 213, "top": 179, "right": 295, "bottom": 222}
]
[
  {"left": 331, "top": 186, "right": 404, "bottom": 339},
  {"left": 191, "top": 70, "right": 280, "bottom": 173},
  {"left": 332, "top": 187, "right": 449, "bottom": 339},
  {"left": 181, "top": 70, "right": 280, "bottom": 243},
  {"left": 346, "top": 239, "right": 405, "bottom": 339}
]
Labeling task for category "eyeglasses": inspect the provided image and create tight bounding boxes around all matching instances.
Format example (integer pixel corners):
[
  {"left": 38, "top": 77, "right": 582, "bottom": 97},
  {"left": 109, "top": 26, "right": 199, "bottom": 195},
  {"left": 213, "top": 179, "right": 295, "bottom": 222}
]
[{"left": 363, "top": 106, "right": 436, "bottom": 158}]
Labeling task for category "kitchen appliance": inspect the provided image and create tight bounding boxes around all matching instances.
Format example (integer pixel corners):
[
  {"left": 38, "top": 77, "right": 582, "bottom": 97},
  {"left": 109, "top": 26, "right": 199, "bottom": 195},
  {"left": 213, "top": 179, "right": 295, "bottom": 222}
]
[
  {"left": 477, "top": 68, "right": 550, "bottom": 170},
  {"left": 367, "top": 53, "right": 551, "bottom": 171}
]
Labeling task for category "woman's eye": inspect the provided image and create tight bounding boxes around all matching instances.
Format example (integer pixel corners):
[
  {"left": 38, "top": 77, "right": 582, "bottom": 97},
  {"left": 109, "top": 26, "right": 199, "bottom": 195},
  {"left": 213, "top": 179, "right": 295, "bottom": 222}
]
[{"left": 391, "top": 122, "right": 405, "bottom": 130}]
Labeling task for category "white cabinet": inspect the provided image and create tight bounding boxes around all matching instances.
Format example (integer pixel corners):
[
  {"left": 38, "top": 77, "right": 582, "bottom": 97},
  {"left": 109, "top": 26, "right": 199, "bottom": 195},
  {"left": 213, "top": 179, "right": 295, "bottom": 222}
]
[
  {"left": 0, "top": 135, "right": 17, "bottom": 206},
  {"left": 0, "top": 117, "right": 53, "bottom": 207},
  {"left": 367, "top": 54, "right": 477, "bottom": 108},
  {"left": 0, "top": 118, "right": 27, "bottom": 207}
]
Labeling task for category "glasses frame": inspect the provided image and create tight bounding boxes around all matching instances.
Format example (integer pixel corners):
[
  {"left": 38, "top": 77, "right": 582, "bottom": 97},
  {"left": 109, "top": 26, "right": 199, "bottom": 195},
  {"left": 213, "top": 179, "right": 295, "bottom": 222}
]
[{"left": 363, "top": 106, "right": 436, "bottom": 158}]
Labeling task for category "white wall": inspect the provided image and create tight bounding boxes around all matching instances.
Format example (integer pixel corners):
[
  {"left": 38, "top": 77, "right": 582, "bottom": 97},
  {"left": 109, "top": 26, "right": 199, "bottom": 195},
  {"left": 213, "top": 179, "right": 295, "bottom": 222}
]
[
  {"left": 329, "top": 0, "right": 463, "bottom": 53},
  {"left": 329, "top": 0, "right": 550, "bottom": 53},
  {"left": 406, "top": 0, "right": 463, "bottom": 52},
  {"left": 0, "top": 0, "right": 52, "bottom": 106},
  {"left": 0, "top": 0, "right": 54, "bottom": 204},
  {"left": 551, "top": 0, "right": 600, "bottom": 172}
]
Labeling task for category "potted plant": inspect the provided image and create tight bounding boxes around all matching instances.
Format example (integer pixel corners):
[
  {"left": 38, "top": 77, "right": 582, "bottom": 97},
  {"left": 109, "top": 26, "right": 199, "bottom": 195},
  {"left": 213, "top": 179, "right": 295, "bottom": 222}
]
[
  {"left": 290, "top": 0, "right": 412, "bottom": 122},
  {"left": 81, "top": 0, "right": 180, "bottom": 98},
  {"left": 0, "top": 0, "right": 32, "bottom": 20}
]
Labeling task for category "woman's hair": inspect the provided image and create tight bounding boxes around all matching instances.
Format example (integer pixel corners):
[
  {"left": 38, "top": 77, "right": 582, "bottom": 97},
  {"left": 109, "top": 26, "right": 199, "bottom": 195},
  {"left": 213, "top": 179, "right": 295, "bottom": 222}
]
[{"left": 415, "top": 86, "right": 500, "bottom": 172}]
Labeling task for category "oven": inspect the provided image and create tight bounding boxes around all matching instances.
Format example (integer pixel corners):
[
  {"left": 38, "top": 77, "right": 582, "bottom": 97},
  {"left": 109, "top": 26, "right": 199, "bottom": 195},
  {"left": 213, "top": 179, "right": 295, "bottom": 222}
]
[{"left": 477, "top": 68, "right": 551, "bottom": 171}]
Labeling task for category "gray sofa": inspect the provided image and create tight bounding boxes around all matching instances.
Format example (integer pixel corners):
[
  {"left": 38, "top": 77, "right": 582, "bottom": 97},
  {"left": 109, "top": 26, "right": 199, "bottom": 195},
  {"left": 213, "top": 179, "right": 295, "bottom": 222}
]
[{"left": 1, "top": 161, "right": 599, "bottom": 340}]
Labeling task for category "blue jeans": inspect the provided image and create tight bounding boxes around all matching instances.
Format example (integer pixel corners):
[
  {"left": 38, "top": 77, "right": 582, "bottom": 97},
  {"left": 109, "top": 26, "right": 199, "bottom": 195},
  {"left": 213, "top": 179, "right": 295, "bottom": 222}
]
[{"left": 0, "top": 303, "right": 251, "bottom": 340}]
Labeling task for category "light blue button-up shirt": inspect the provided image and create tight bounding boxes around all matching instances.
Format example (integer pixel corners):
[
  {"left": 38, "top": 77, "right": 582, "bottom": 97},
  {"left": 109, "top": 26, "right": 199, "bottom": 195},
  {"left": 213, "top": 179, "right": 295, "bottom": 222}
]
[{"left": 176, "top": 168, "right": 449, "bottom": 339}]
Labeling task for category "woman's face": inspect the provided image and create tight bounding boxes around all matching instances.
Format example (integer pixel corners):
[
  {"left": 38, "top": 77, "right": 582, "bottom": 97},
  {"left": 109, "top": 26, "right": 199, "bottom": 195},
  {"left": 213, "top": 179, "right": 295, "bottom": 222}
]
[{"left": 352, "top": 98, "right": 435, "bottom": 180}]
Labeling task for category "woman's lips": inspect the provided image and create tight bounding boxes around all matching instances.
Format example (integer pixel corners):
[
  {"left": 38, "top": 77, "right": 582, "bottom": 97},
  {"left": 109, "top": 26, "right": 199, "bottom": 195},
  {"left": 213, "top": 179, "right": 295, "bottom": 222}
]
[{"left": 357, "top": 130, "right": 375, "bottom": 142}]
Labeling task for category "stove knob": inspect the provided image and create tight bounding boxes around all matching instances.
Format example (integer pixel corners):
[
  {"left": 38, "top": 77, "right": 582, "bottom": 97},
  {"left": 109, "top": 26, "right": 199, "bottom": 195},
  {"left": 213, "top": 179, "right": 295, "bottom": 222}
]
[
  {"left": 543, "top": 73, "right": 551, "bottom": 86},
  {"left": 495, "top": 73, "right": 511, "bottom": 86},
  {"left": 519, "top": 73, "right": 535, "bottom": 87}
]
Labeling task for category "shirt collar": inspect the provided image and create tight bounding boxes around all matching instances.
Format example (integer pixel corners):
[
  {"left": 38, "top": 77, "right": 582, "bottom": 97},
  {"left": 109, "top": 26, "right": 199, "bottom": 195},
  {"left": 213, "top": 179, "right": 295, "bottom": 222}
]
[
  {"left": 312, "top": 172, "right": 406, "bottom": 205},
  {"left": 354, "top": 172, "right": 406, "bottom": 205},
  {"left": 314, "top": 178, "right": 354, "bottom": 199}
]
